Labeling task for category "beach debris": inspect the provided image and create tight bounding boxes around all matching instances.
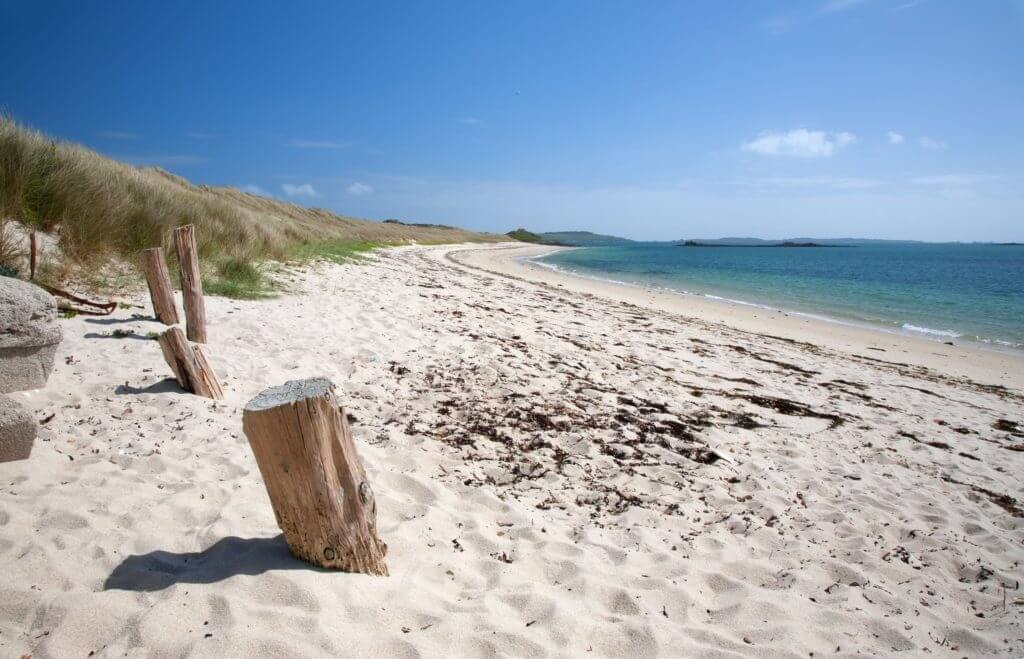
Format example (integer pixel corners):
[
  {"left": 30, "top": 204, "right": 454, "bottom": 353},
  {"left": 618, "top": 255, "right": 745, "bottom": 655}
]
[
  {"left": 157, "top": 326, "right": 223, "bottom": 399},
  {"left": 0, "top": 275, "right": 63, "bottom": 393},
  {"left": 174, "top": 224, "right": 207, "bottom": 343},
  {"left": 734, "top": 393, "right": 845, "bottom": 429},
  {"left": 993, "top": 418, "right": 1021, "bottom": 435},
  {"left": 941, "top": 473, "right": 1024, "bottom": 517},
  {"left": 242, "top": 377, "right": 388, "bottom": 575},
  {"left": 140, "top": 247, "right": 179, "bottom": 325},
  {"left": 0, "top": 394, "right": 35, "bottom": 462},
  {"left": 42, "top": 284, "right": 117, "bottom": 316}
]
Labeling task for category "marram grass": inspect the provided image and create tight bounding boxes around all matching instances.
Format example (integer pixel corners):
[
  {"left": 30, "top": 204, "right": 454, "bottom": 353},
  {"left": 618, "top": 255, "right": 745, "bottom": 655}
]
[{"left": 0, "top": 116, "right": 502, "bottom": 297}]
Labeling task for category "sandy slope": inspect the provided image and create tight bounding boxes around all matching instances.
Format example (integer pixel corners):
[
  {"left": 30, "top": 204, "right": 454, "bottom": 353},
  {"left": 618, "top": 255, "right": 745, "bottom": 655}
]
[{"left": 1, "top": 243, "right": 1022, "bottom": 658}]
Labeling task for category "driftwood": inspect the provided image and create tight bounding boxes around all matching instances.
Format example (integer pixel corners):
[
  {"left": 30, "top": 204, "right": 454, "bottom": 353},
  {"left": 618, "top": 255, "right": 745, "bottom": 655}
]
[
  {"left": 242, "top": 378, "right": 388, "bottom": 575},
  {"left": 140, "top": 248, "right": 179, "bottom": 325},
  {"left": 40, "top": 284, "right": 117, "bottom": 316},
  {"left": 157, "top": 326, "right": 222, "bottom": 399},
  {"left": 173, "top": 224, "right": 206, "bottom": 343}
]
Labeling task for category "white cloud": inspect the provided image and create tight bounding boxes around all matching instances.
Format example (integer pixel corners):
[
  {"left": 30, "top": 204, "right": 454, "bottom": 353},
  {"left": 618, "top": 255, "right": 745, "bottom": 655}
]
[
  {"left": 834, "top": 131, "right": 858, "bottom": 148},
  {"left": 919, "top": 136, "right": 948, "bottom": 150},
  {"left": 459, "top": 117, "right": 484, "bottom": 126},
  {"left": 346, "top": 182, "right": 373, "bottom": 196},
  {"left": 288, "top": 139, "right": 352, "bottom": 149},
  {"left": 242, "top": 184, "right": 270, "bottom": 196},
  {"left": 822, "top": 0, "right": 867, "bottom": 12},
  {"left": 282, "top": 183, "right": 320, "bottom": 198},
  {"left": 741, "top": 129, "right": 858, "bottom": 158},
  {"left": 887, "top": 131, "right": 905, "bottom": 145},
  {"left": 99, "top": 130, "right": 142, "bottom": 140}
]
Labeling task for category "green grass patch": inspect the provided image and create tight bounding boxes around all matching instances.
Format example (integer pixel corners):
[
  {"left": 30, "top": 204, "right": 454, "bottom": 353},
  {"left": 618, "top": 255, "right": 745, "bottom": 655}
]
[
  {"left": 287, "top": 239, "right": 381, "bottom": 264},
  {"left": 204, "top": 241, "right": 383, "bottom": 299},
  {"left": 205, "top": 257, "right": 275, "bottom": 300}
]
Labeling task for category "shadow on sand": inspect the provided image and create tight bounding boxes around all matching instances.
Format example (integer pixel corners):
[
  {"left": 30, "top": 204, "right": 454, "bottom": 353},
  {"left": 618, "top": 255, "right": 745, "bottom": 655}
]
[
  {"left": 84, "top": 315, "right": 149, "bottom": 325},
  {"left": 83, "top": 331, "right": 152, "bottom": 341},
  {"left": 104, "top": 535, "right": 320, "bottom": 591},
  {"left": 114, "top": 379, "right": 185, "bottom": 396}
]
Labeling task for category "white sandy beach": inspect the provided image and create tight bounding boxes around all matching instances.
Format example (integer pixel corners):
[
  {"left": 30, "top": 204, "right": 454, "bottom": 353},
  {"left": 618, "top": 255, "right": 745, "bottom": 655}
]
[{"left": 2, "top": 242, "right": 1023, "bottom": 657}]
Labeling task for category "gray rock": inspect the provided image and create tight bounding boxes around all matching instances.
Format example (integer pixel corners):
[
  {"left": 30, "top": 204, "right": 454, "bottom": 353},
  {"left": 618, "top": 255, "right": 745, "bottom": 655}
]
[
  {"left": 0, "top": 276, "right": 62, "bottom": 393},
  {"left": 0, "top": 394, "right": 35, "bottom": 462}
]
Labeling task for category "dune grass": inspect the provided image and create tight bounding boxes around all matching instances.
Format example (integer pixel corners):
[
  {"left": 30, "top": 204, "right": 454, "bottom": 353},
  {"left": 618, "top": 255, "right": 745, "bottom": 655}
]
[
  {"left": 0, "top": 116, "right": 503, "bottom": 296},
  {"left": 203, "top": 257, "right": 274, "bottom": 299},
  {"left": 287, "top": 239, "right": 380, "bottom": 265}
]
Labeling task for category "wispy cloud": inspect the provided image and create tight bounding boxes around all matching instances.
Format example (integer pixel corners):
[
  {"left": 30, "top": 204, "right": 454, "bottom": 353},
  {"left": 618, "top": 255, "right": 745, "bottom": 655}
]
[
  {"left": 893, "top": 0, "right": 926, "bottom": 10},
  {"left": 242, "top": 184, "right": 270, "bottom": 196},
  {"left": 763, "top": 0, "right": 870, "bottom": 35},
  {"left": 116, "top": 154, "right": 206, "bottom": 166},
  {"left": 99, "top": 130, "right": 142, "bottom": 140},
  {"left": 752, "top": 176, "right": 881, "bottom": 190},
  {"left": 742, "top": 129, "right": 857, "bottom": 158},
  {"left": 678, "top": 176, "right": 883, "bottom": 191},
  {"left": 186, "top": 131, "right": 217, "bottom": 140},
  {"left": 346, "top": 182, "right": 373, "bottom": 196},
  {"left": 288, "top": 139, "right": 352, "bottom": 150},
  {"left": 282, "top": 183, "right": 320, "bottom": 198},
  {"left": 821, "top": 0, "right": 867, "bottom": 13},
  {"left": 459, "top": 117, "right": 484, "bottom": 126},
  {"left": 919, "top": 136, "right": 948, "bottom": 150},
  {"left": 911, "top": 174, "right": 1007, "bottom": 186},
  {"left": 887, "top": 131, "right": 905, "bottom": 145}
]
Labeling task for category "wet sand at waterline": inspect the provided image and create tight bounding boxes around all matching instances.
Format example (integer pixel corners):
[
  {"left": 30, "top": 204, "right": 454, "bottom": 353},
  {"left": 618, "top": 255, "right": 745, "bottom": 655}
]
[{"left": 2, "top": 243, "right": 1022, "bottom": 657}]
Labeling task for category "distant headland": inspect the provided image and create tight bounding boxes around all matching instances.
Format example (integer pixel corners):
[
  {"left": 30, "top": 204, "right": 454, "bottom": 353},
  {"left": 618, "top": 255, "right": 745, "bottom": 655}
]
[
  {"left": 679, "top": 239, "right": 835, "bottom": 248},
  {"left": 506, "top": 229, "right": 1023, "bottom": 248},
  {"left": 506, "top": 229, "right": 633, "bottom": 247}
]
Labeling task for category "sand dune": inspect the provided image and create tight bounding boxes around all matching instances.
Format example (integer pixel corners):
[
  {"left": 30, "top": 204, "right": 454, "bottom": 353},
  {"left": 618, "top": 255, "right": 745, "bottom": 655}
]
[{"left": 1, "top": 243, "right": 1022, "bottom": 657}]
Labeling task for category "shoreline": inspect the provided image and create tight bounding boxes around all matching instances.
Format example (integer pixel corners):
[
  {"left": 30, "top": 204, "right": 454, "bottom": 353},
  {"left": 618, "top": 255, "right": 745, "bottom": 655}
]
[
  {"left": 450, "top": 242, "right": 1024, "bottom": 390},
  {"left": 532, "top": 250, "right": 1021, "bottom": 355}
]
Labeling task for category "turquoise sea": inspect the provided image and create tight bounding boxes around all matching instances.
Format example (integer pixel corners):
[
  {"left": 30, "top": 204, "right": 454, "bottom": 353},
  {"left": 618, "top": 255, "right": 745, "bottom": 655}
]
[{"left": 534, "top": 243, "right": 1024, "bottom": 352}]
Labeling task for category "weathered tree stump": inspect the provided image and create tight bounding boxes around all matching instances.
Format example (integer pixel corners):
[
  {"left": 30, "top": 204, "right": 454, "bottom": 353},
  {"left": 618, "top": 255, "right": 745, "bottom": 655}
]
[
  {"left": 173, "top": 224, "right": 206, "bottom": 343},
  {"left": 157, "top": 326, "right": 223, "bottom": 399},
  {"left": 242, "top": 378, "right": 388, "bottom": 575},
  {"left": 140, "top": 248, "right": 179, "bottom": 325}
]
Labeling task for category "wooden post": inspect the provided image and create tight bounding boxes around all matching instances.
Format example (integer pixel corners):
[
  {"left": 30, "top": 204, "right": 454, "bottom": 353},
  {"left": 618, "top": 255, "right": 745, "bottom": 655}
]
[
  {"left": 242, "top": 378, "right": 388, "bottom": 575},
  {"left": 29, "top": 231, "right": 37, "bottom": 280},
  {"left": 191, "top": 344, "right": 224, "bottom": 400},
  {"left": 173, "top": 224, "right": 207, "bottom": 343},
  {"left": 157, "top": 326, "right": 223, "bottom": 399},
  {"left": 140, "top": 248, "right": 179, "bottom": 325}
]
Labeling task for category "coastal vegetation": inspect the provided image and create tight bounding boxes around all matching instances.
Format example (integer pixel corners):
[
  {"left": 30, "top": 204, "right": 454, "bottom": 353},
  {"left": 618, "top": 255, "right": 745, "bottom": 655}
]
[
  {"left": 506, "top": 229, "right": 631, "bottom": 246},
  {"left": 538, "top": 230, "right": 632, "bottom": 245},
  {"left": 505, "top": 228, "right": 543, "bottom": 243},
  {"left": 0, "top": 117, "right": 501, "bottom": 296}
]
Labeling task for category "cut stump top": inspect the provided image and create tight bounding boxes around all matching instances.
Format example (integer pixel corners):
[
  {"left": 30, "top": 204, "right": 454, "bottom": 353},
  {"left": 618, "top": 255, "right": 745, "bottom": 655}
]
[{"left": 245, "top": 377, "right": 334, "bottom": 411}]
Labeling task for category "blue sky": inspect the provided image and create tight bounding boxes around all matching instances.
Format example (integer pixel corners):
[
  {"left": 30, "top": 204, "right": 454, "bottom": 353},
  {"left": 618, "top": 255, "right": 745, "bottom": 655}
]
[{"left": 2, "top": 0, "right": 1023, "bottom": 240}]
